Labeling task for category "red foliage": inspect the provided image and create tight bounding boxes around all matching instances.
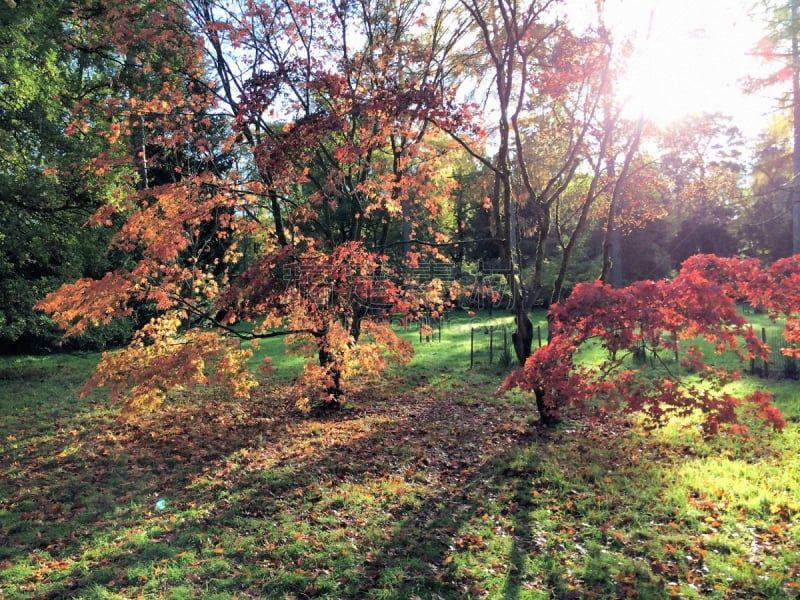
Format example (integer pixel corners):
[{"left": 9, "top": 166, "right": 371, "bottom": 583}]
[
  {"left": 762, "top": 256, "right": 800, "bottom": 354},
  {"left": 501, "top": 255, "right": 794, "bottom": 434}
]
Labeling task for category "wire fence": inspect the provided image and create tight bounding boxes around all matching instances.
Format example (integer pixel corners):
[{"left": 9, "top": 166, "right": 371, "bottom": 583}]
[
  {"left": 469, "top": 325, "right": 512, "bottom": 368},
  {"left": 459, "top": 322, "right": 798, "bottom": 379},
  {"left": 385, "top": 310, "right": 798, "bottom": 380},
  {"left": 379, "top": 311, "right": 534, "bottom": 368},
  {"left": 751, "top": 326, "right": 799, "bottom": 379},
  {"left": 466, "top": 325, "right": 549, "bottom": 369}
]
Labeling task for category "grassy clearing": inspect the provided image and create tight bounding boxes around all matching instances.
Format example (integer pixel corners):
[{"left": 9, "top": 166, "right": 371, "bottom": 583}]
[{"left": 1, "top": 310, "right": 798, "bottom": 599}]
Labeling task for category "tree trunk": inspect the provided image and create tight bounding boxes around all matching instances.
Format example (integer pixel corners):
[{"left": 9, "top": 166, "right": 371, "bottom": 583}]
[
  {"left": 348, "top": 303, "right": 368, "bottom": 343},
  {"left": 529, "top": 207, "right": 551, "bottom": 306},
  {"left": 315, "top": 303, "right": 368, "bottom": 407},
  {"left": 792, "top": 0, "right": 800, "bottom": 254},
  {"left": 315, "top": 328, "right": 344, "bottom": 406},
  {"left": 600, "top": 149, "right": 619, "bottom": 286},
  {"left": 511, "top": 309, "right": 533, "bottom": 365},
  {"left": 534, "top": 387, "right": 560, "bottom": 427},
  {"left": 601, "top": 118, "right": 643, "bottom": 285}
]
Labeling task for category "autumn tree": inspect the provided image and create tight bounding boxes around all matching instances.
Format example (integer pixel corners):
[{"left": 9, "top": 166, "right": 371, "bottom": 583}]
[
  {"left": 37, "top": 0, "right": 475, "bottom": 408},
  {"left": 441, "top": 0, "right": 651, "bottom": 362},
  {"left": 501, "top": 254, "right": 792, "bottom": 432}
]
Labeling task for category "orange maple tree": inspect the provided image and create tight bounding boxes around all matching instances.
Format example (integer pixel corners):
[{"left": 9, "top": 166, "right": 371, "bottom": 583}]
[{"left": 37, "top": 0, "right": 475, "bottom": 409}]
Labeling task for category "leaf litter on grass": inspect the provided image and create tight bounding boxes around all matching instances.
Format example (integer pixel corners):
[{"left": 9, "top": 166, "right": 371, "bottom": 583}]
[{"left": 1, "top": 361, "right": 799, "bottom": 598}]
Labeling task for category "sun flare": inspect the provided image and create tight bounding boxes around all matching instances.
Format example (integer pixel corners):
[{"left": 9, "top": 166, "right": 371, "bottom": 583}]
[{"left": 603, "top": 0, "right": 772, "bottom": 135}]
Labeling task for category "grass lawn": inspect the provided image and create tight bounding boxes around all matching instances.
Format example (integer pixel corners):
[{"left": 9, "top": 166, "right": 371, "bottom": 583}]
[{"left": 1, "top": 309, "right": 799, "bottom": 599}]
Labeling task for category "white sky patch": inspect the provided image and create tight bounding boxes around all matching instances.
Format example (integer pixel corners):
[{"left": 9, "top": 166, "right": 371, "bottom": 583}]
[{"left": 569, "top": 0, "right": 778, "bottom": 138}]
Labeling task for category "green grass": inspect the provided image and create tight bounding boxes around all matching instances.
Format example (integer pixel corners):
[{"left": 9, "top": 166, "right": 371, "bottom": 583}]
[{"left": 1, "top": 310, "right": 799, "bottom": 599}]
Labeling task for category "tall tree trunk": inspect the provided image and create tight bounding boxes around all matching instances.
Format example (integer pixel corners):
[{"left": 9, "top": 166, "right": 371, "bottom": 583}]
[
  {"left": 600, "top": 152, "right": 618, "bottom": 285},
  {"left": 315, "top": 327, "right": 343, "bottom": 405},
  {"left": 793, "top": 0, "right": 800, "bottom": 254},
  {"left": 348, "top": 303, "right": 368, "bottom": 344},
  {"left": 529, "top": 206, "right": 551, "bottom": 307},
  {"left": 268, "top": 186, "right": 288, "bottom": 247},
  {"left": 601, "top": 119, "right": 643, "bottom": 285},
  {"left": 496, "top": 137, "right": 534, "bottom": 365}
]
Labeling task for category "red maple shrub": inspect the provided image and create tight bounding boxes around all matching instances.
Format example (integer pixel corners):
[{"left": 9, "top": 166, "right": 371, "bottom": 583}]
[{"left": 501, "top": 255, "right": 793, "bottom": 434}]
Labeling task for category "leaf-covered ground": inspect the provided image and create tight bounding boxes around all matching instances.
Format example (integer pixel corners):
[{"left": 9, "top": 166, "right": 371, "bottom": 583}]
[{"left": 1, "top": 353, "right": 799, "bottom": 599}]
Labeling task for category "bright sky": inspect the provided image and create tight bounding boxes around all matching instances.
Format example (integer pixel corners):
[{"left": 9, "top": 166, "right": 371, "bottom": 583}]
[{"left": 596, "top": 0, "right": 777, "bottom": 138}]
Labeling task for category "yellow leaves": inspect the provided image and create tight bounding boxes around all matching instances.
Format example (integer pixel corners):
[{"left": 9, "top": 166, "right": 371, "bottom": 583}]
[
  {"left": 768, "top": 501, "right": 799, "bottom": 521},
  {"left": 56, "top": 444, "right": 81, "bottom": 459},
  {"left": 79, "top": 314, "right": 259, "bottom": 411},
  {"left": 295, "top": 397, "right": 311, "bottom": 414}
]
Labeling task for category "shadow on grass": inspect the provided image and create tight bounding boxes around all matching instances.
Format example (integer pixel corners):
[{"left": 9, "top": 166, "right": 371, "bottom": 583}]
[
  {"left": 4, "top": 360, "right": 787, "bottom": 599},
  {"left": 2, "top": 369, "right": 553, "bottom": 598}
]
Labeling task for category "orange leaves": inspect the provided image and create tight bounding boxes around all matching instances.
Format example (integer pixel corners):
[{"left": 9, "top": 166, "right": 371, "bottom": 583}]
[
  {"left": 115, "top": 175, "right": 238, "bottom": 266},
  {"left": 35, "top": 272, "right": 134, "bottom": 337},
  {"left": 40, "top": 0, "right": 482, "bottom": 410},
  {"left": 39, "top": 168, "right": 248, "bottom": 351},
  {"left": 291, "top": 319, "right": 413, "bottom": 403},
  {"left": 219, "top": 240, "right": 424, "bottom": 401},
  {"left": 106, "top": 121, "right": 122, "bottom": 144}
]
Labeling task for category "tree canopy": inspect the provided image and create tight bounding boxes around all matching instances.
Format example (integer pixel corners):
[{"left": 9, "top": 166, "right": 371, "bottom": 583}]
[{"left": 36, "top": 0, "right": 477, "bottom": 407}]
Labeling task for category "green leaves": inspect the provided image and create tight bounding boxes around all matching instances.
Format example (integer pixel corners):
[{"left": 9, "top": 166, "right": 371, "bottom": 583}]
[{"left": 0, "top": 0, "right": 142, "bottom": 349}]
